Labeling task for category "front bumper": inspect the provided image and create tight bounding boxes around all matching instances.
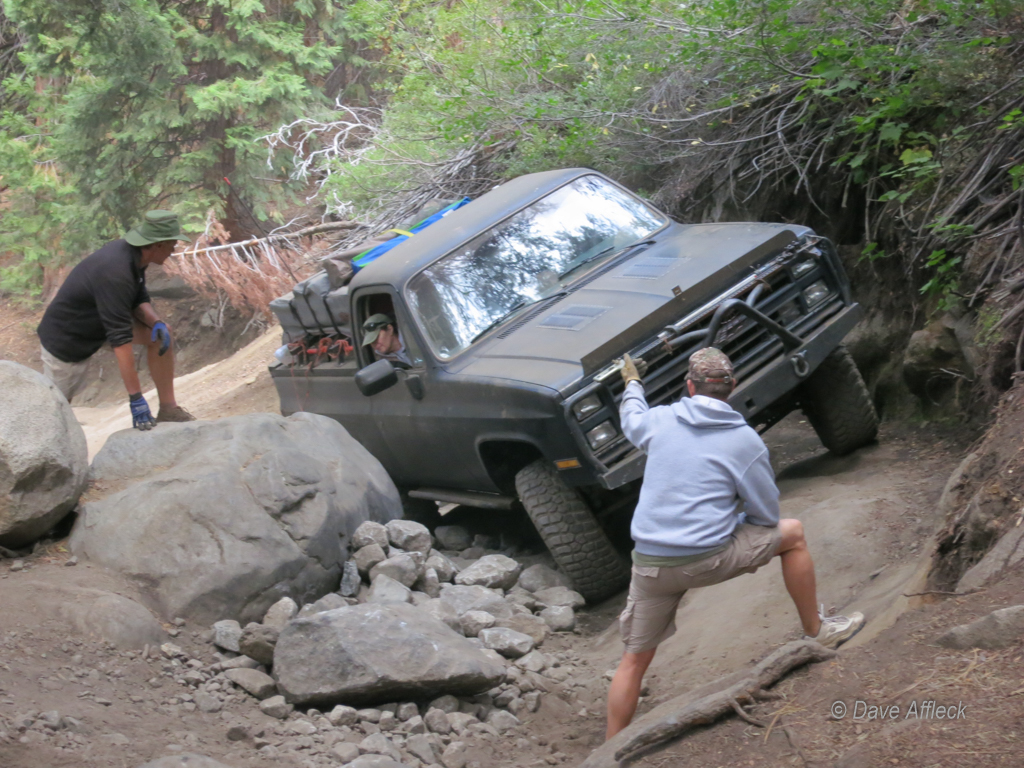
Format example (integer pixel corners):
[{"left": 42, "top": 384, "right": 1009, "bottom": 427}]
[{"left": 594, "top": 302, "right": 865, "bottom": 489}]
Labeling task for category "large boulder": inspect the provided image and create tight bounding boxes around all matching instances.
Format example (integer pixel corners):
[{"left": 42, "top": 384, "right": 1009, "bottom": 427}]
[
  {"left": 273, "top": 603, "right": 506, "bottom": 706},
  {"left": 69, "top": 412, "right": 401, "bottom": 624},
  {"left": 0, "top": 362, "right": 88, "bottom": 548}
]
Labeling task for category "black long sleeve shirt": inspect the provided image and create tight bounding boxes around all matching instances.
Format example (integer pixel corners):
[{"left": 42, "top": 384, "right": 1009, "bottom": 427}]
[{"left": 38, "top": 239, "right": 151, "bottom": 363}]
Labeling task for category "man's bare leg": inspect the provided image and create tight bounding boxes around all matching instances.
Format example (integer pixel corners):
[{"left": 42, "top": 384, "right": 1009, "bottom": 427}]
[
  {"left": 606, "top": 647, "right": 656, "bottom": 740},
  {"left": 132, "top": 322, "right": 177, "bottom": 409},
  {"left": 777, "top": 518, "right": 821, "bottom": 637}
]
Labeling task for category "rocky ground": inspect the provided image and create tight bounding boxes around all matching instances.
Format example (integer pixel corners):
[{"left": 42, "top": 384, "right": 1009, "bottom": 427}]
[{"left": 2, "top": 412, "right": 1000, "bottom": 768}]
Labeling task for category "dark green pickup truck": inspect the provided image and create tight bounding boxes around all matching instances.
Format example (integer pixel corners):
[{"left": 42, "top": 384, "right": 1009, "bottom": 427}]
[{"left": 271, "top": 168, "right": 877, "bottom": 601}]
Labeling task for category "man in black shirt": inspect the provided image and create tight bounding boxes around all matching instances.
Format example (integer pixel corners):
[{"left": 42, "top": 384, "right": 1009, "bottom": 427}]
[{"left": 38, "top": 210, "right": 195, "bottom": 429}]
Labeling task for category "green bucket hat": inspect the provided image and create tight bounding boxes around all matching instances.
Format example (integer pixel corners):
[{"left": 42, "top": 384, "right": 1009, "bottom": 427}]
[
  {"left": 361, "top": 313, "right": 394, "bottom": 346},
  {"left": 124, "top": 210, "right": 188, "bottom": 247}
]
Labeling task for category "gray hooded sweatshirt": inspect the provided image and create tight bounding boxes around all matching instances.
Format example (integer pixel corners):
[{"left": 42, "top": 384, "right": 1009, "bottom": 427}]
[{"left": 620, "top": 380, "right": 780, "bottom": 557}]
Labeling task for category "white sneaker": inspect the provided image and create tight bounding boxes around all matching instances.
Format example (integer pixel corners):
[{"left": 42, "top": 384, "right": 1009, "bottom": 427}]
[{"left": 806, "top": 605, "right": 865, "bottom": 649}]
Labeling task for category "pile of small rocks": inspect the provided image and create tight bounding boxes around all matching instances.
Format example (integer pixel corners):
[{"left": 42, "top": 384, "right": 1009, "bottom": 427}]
[{"left": 190, "top": 518, "right": 586, "bottom": 767}]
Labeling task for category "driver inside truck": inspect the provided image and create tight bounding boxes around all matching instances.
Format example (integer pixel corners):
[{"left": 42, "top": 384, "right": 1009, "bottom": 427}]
[{"left": 361, "top": 313, "right": 412, "bottom": 369}]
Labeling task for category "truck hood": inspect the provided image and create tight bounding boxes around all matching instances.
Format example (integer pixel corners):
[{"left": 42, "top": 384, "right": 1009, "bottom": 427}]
[{"left": 446, "top": 221, "right": 808, "bottom": 393}]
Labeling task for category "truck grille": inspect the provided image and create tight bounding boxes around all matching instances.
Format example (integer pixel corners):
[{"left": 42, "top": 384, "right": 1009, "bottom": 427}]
[{"left": 588, "top": 257, "right": 843, "bottom": 466}]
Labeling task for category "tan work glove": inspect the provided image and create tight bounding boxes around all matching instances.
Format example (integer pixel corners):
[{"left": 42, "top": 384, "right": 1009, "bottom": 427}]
[{"left": 620, "top": 353, "right": 646, "bottom": 385}]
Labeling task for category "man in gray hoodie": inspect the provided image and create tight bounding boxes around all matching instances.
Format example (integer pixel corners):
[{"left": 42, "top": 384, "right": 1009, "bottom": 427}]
[{"left": 605, "top": 347, "right": 865, "bottom": 739}]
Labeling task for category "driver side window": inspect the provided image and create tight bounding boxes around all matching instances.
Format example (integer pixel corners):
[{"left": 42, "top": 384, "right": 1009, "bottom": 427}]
[{"left": 357, "top": 293, "right": 425, "bottom": 369}]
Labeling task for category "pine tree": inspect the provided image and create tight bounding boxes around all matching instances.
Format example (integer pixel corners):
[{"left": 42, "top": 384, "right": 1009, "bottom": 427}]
[{"left": 0, "top": 0, "right": 369, "bottom": 292}]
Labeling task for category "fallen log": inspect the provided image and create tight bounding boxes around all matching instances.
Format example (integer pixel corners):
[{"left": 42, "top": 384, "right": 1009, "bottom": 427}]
[{"left": 580, "top": 639, "right": 836, "bottom": 768}]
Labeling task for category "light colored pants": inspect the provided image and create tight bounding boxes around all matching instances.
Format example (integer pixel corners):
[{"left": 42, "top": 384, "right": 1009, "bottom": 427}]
[
  {"left": 618, "top": 523, "right": 783, "bottom": 653},
  {"left": 40, "top": 344, "right": 94, "bottom": 402}
]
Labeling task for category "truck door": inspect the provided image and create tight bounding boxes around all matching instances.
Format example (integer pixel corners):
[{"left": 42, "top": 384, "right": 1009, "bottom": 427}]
[{"left": 353, "top": 288, "right": 487, "bottom": 491}]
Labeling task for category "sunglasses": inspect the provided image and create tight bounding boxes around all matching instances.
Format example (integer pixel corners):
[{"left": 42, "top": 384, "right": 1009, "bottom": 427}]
[{"left": 363, "top": 320, "right": 392, "bottom": 331}]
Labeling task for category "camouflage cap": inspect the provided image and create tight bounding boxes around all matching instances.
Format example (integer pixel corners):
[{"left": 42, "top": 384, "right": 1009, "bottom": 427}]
[{"left": 686, "top": 347, "right": 735, "bottom": 384}]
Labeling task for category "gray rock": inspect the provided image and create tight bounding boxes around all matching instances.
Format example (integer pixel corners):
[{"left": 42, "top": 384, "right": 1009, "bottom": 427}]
[
  {"left": 410, "top": 590, "right": 432, "bottom": 606},
  {"left": 136, "top": 755, "right": 234, "bottom": 768},
  {"left": 239, "top": 623, "right": 278, "bottom": 666},
  {"left": 459, "top": 611, "right": 495, "bottom": 637},
  {"left": 515, "top": 650, "right": 548, "bottom": 673},
  {"left": 259, "top": 695, "right": 293, "bottom": 719},
  {"left": 354, "top": 521, "right": 390, "bottom": 550},
  {"left": 486, "top": 709, "right": 520, "bottom": 733},
  {"left": 459, "top": 547, "right": 486, "bottom": 561},
  {"left": 439, "top": 584, "right": 514, "bottom": 620},
  {"left": 347, "top": 756, "right": 412, "bottom": 768},
  {"left": 297, "top": 592, "right": 347, "bottom": 618},
  {"left": 355, "top": 543, "right": 388, "bottom": 576},
  {"left": 327, "top": 703, "right": 359, "bottom": 726},
  {"left": 263, "top": 597, "right": 298, "bottom": 629},
  {"left": 441, "top": 740, "right": 469, "bottom": 768},
  {"left": 478, "top": 628, "right": 534, "bottom": 658},
  {"left": 24, "top": 580, "right": 164, "bottom": 650},
  {"left": 958, "top": 524, "right": 1024, "bottom": 593},
  {"left": 425, "top": 552, "right": 458, "bottom": 583},
  {"left": 428, "top": 694, "right": 461, "bottom": 713},
  {"left": 360, "top": 732, "right": 402, "bottom": 761},
  {"left": 447, "top": 712, "right": 479, "bottom": 734},
  {"left": 434, "top": 526, "right": 472, "bottom": 551},
  {"left": 331, "top": 742, "right": 362, "bottom": 763},
  {"left": 386, "top": 520, "right": 433, "bottom": 554},
  {"left": 397, "top": 702, "right": 419, "bottom": 721},
  {"left": 406, "top": 732, "right": 439, "bottom": 764},
  {"left": 225, "top": 667, "right": 277, "bottom": 699},
  {"left": 539, "top": 605, "right": 575, "bottom": 632},
  {"left": 454, "top": 555, "right": 522, "bottom": 590},
  {"left": 936, "top": 605, "right": 1024, "bottom": 649},
  {"left": 0, "top": 362, "right": 88, "bottom": 548},
  {"left": 424, "top": 708, "right": 452, "bottom": 734},
  {"left": 371, "top": 554, "right": 421, "bottom": 588},
  {"left": 419, "top": 599, "right": 462, "bottom": 633},
  {"left": 358, "top": 708, "right": 383, "bottom": 723},
  {"left": 194, "top": 691, "right": 222, "bottom": 713},
  {"left": 341, "top": 559, "right": 362, "bottom": 596},
  {"left": 212, "top": 619, "right": 242, "bottom": 652},
  {"left": 516, "top": 564, "right": 572, "bottom": 593},
  {"left": 272, "top": 603, "right": 507, "bottom": 706},
  {"left": 532, "top": 586, "right": 586, "bottom": 609},
  {"left": 367, "top": 574, "right": 413, "bottom": 605},
  {"left": 221, "top": 653, "right": 261, "bottom": 669},
  {"left": 415, "top": 567, "right": 442, "bottom": 598},
  {"left": 70, "top": 412, "right": 402, "bottom": 624},
  {"left": 504, "top": 586, "right": 539, "bottom": 611},
  {"left": 495, "top": 614, "right": 550, "bottom": 646}
]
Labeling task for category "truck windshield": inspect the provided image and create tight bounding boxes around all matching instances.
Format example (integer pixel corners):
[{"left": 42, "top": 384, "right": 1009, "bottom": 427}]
[{"left": 406, "top": 175, "right": 666, "bottom": 359}]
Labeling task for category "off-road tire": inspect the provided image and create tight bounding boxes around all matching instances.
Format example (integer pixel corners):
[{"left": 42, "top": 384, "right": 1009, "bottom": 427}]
[
  {"left": 515, "top": 459, "right": 630, "bottom": 603},
  {"left": 799, "top": 345, "right": 878, "bottom": 456}
]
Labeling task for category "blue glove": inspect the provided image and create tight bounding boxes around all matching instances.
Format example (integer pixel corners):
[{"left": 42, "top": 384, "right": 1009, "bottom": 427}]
[
  {"left": 129, "top": 392, "right": 156, "bottom": 430},
  {"left": 151, "top": 321, "right": 171, "bottom": 356}
]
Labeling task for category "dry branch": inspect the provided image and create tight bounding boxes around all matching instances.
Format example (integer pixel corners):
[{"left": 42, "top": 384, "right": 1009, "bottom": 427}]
[{"left": 579, "top": 640, "right": 836, "bottom": 768}]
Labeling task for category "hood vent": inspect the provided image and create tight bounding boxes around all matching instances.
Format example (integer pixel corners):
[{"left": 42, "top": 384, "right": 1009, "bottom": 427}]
[
  {"left": 537, "top": 305, "right": 610, "bottom": 331},
  {"left": 617, "top": 256, "right": 677, "bottom": 280}
]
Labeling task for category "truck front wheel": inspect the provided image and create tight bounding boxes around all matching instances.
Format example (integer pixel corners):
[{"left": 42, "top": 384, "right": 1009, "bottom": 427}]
[
  {"left": 515, "top": 459, "right": 630, "bottom": 603},
  {"left": 799, "top": 345, "right": 879, "bottom": 456}
]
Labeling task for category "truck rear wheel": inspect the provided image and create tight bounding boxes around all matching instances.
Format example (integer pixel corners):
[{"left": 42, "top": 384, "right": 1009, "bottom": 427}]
[
  {"left": 799, "top": 345, "right": 878, "bottom": 456},
  {"left": 515, "top": 459, "right": 630, "bottom": 603}
]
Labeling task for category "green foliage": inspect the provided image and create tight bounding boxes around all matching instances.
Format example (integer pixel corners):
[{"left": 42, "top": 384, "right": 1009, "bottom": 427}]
[
  {"left": 0, "top": 0, "right": 370, "bottom": 294},
  {"left": 919, "top": 249, "right": 962, "bottom": 311}
]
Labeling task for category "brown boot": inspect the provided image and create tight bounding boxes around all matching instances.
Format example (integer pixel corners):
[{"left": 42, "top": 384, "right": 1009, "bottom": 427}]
[{"left": 156, "top": 404, "right": 196, "bottom": 423}]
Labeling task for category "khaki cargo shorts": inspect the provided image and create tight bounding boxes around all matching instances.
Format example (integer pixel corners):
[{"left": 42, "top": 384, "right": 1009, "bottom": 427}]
[
  {"left": 40, "top": 344, "right": 95, "bottom": 402},
  {"left": 618, "top": 523, "right": 783, "bottom": 654}
]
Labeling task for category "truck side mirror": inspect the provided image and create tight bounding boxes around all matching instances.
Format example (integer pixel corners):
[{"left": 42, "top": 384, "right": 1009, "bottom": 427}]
[{"left": 355, "top": 359, "right": 399, "bottom": 396}]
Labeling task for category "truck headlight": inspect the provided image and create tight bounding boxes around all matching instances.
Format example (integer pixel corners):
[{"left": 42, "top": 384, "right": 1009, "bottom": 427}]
[
  {"left": 586, "top": 421, "right": 617, "bottom": 450},
  {"left": 573, "top": 395, "right": 602, "bottom": 421},
  {"left": 802, "top": 281, "right": 829, "bottom": 308},
  {"left": 791, "top": 258, "right": 817, "bottom": 278}
]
